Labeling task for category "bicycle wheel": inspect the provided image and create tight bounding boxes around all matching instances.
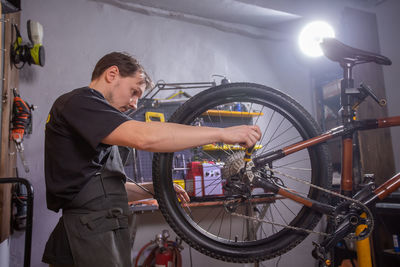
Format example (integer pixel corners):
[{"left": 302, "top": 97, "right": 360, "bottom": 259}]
[{"left": 152, "top": 83, "right": 331, "bottom": 262}]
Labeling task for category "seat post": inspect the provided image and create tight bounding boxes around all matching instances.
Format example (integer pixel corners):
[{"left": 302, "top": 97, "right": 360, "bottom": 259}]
[
  {"left": 340, "top": 62, "right": 356, "bottom": 125},
  {"left": 340, "top": 62, "right": 356, "bottom": 197}
]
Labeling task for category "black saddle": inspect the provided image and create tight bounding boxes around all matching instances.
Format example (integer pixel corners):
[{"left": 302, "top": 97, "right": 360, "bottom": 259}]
[{"left": 320, "top": 38, "right": 391, "bottom": 66}]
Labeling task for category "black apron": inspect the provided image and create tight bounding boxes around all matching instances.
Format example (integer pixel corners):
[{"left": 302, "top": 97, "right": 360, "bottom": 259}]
[{"left": 43, "top": 146, "right": 132, "bottom": 267}]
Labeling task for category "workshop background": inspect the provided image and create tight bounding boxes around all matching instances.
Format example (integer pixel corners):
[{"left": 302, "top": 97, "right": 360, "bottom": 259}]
[{"left": 0, "top": 0, "right": 399, "bottom": 266}]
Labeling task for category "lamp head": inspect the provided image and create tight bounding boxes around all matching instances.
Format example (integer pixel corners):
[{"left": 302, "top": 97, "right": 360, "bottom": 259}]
[{"left": 298, "top": 21, "right": 335, "bottom": 57}]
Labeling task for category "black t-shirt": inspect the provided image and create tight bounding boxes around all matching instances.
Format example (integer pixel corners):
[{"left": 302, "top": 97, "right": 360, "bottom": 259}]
[{"left": 45, "top": 87, "right": 131, "bottom": 212}]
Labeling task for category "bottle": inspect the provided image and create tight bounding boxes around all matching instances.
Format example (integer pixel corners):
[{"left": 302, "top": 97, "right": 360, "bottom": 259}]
[{"left": 393, "top": 234, "right": 400, "bottom": 253}]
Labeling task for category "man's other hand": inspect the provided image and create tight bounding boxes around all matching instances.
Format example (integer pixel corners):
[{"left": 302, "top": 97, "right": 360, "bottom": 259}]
[{"left": 173, "top": 183, "right": 190, "bottom": 203}]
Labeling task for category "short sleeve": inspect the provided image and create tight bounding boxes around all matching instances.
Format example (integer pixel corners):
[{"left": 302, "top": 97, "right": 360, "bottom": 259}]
[{"left": 62, "top": 92, "right": 131, "bottom": 149}]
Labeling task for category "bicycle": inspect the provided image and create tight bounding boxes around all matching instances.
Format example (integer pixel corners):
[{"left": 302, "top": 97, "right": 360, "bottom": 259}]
[{"left": 151, "top": 37, "right": 400, "bottom": 264}]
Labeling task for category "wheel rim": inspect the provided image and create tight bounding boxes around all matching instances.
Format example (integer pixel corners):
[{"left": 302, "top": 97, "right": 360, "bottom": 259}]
[{"left": 157, "top": 86, "right": 323, "bottom": 251}]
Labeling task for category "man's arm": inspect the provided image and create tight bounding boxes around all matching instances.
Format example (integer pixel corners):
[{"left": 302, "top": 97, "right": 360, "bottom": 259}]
[{"left": 102, "top": 120, "right": 261, "bottom": 152}]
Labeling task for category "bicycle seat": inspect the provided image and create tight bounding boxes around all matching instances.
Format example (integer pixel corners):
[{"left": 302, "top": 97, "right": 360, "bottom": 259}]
[{"left": 320, "top": 38, "right": 392, "bottom": 66}]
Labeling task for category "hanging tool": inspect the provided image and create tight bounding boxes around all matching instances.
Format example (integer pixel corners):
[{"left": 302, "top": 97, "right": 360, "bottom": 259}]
[
  {"left": 12, "top": 178, "right": 28, "bottom": 230},
  {"left": 11, "top": 20, "right": 45, "bottom": 69},
  {"left": 11, "top": 88, "right": 34, "bottom": 173}
]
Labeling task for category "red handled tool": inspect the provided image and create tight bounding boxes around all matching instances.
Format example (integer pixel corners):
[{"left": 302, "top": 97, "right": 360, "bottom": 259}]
[{"left": 11, "top": 88, "right": 34, "bottom": 173}]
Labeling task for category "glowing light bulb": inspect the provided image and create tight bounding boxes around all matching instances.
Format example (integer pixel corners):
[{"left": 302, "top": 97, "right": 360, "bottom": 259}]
[{"left": 299, "top": 21, "right": 335, "bottom": 57}]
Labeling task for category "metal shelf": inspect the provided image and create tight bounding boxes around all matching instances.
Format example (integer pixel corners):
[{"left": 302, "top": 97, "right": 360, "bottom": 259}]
[
  {"left": 202, "top": 144, "right": 262, "bottom": 151},
  {"left": 202, "top": 110, "right": 263, "bottom": 117},
  {"left": 130, "top": 193, "right": 280, "bottom": 212}
]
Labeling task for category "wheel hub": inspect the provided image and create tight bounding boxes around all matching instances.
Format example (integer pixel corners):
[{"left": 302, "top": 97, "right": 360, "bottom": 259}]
[
  {"left": 221, "top": 151, "right": 245, "bottom": 180},
  {"left": 221, "top": 151, "right": 254, "bottom": 199}
]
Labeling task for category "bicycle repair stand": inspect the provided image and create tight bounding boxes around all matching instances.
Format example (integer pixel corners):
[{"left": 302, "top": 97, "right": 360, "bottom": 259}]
[
  {"left": 329, "top": 56, "right": 383, "bottom": 267},
  {"left": 0, "top": 177, "right": 34, "bottom": 267}
]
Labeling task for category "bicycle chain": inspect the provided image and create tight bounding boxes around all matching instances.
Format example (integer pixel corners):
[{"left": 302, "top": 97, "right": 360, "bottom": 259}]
[
  {"left": 229, "top": 165, "right": 374, "bottom": 240},
  {"left": 230, "top": 211, "right": 330, "bottom": 236}
]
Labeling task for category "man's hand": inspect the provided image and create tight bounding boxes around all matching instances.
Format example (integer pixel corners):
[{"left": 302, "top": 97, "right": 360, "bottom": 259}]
[
  {"left": 221, "top": 125, "right": 261, "bottom": 148},
  {"left": 173, "top": 183, "right": 190, "bottom": 203}
]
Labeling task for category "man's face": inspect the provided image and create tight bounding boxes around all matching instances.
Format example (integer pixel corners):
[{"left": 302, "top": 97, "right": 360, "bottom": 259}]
[{"left": 109, "top": 71, "right": 146, "bottom": 112}]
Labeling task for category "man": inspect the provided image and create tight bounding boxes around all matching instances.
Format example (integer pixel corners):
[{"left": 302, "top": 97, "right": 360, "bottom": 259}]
[{"left": 42, "top": 52, "right": 261, "bottom": 267}]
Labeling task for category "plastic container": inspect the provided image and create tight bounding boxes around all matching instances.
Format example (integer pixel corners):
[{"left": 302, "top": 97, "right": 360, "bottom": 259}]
[{"left": 393, "top": 234, "right": 400, "bottom": 253}]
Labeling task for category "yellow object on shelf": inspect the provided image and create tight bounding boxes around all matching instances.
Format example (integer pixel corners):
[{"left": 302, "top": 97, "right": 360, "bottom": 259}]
[
  {"left": 145, "top": 111, "right": 165, "bottom": 122},
  {"left": 202, "top": 144, "right": 263, "bottom": 151},
  {"left": 202, "top": 110, "right": 263, "bottom": 117},
  {"left": 173, "top": 179, "right": 185, "bottom": 189}
]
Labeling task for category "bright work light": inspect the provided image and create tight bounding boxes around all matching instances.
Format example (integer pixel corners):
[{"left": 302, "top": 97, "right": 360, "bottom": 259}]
[{"left": 298, "top": 21, "right": 335, "bottom": 57}]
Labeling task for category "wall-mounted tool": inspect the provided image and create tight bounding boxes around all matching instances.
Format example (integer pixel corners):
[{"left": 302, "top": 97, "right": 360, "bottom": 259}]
[
  {"left": 11, "top": 20, "right": 45, "bottom": 69},
  {"left": 12, "top": 181, "right": 28, "bottom": 231},
  {"left": 11, "top": 88, "right": 34, "bottom": 172}
]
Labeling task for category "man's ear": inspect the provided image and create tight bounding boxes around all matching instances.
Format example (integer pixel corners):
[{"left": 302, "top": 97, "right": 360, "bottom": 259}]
[{"left": 104, "top": 66, "right": 120, "bottom": 83}]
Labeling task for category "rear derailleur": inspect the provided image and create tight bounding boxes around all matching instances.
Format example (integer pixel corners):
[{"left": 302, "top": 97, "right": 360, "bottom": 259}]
[
  {"left": 222, "top": 165, "right": 282, "bottom": 213},
  {"left": 222, "top": 173, "right": 252, "bottom": 212}
]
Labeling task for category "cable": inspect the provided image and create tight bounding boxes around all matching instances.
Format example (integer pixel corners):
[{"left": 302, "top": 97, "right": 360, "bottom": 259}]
[
  {"left": 275, "top": 255, "right": 281, "bottom": 267},
  {"left": 126, "top": 176, "right": 155, "bottom": 197},
  {"left": 189, "top": 246, "right": 193, "bottom": 267}
]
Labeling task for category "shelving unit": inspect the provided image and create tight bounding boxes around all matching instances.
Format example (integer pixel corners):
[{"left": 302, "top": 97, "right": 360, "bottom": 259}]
[
  {"left": 125, "top": 86, "right": 267, "bottom": 211},
  {"left": 373, "top": 192, "right": 400, "bottom": 267}
]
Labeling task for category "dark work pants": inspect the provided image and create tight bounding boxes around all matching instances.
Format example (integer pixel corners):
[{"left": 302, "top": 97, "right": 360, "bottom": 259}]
[{"left": 43, "top": 173, "right": 132, "bottom": 267}]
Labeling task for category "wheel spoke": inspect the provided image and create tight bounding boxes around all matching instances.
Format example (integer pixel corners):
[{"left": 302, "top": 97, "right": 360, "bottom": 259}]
[
  {"left": 257, "top": 110, "right": 276, "bottom": 146},
  {"left": 206, "top": 206, "right": 224, "bottom": 232},
  {"left": 278, "top": 199, "right": 297, "bottom": 216},
  {"left": 153, "top": 83, "right": 330, "bottom": 262},
  {"left": 217, "top": 209, "right": 225, "bottom": 237}
]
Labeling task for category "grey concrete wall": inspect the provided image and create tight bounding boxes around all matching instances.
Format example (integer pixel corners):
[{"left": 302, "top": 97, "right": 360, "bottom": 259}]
[
  {"left": 7, "top": 0, "right": 399, "bottom": 267},
  {"left": 0, "top": 239, "right": 10, "bottom": 267},
  {"left": 12, "top": 0, "right": 313, "bottom": 267},
  {"left": 375, "top": 0, "right": 400, "bottom": 172}
]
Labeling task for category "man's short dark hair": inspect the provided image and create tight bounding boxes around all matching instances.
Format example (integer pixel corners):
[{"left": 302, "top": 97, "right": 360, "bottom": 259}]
[{"left": 91, "top": 52, "right": 153, "bottom": 89}]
